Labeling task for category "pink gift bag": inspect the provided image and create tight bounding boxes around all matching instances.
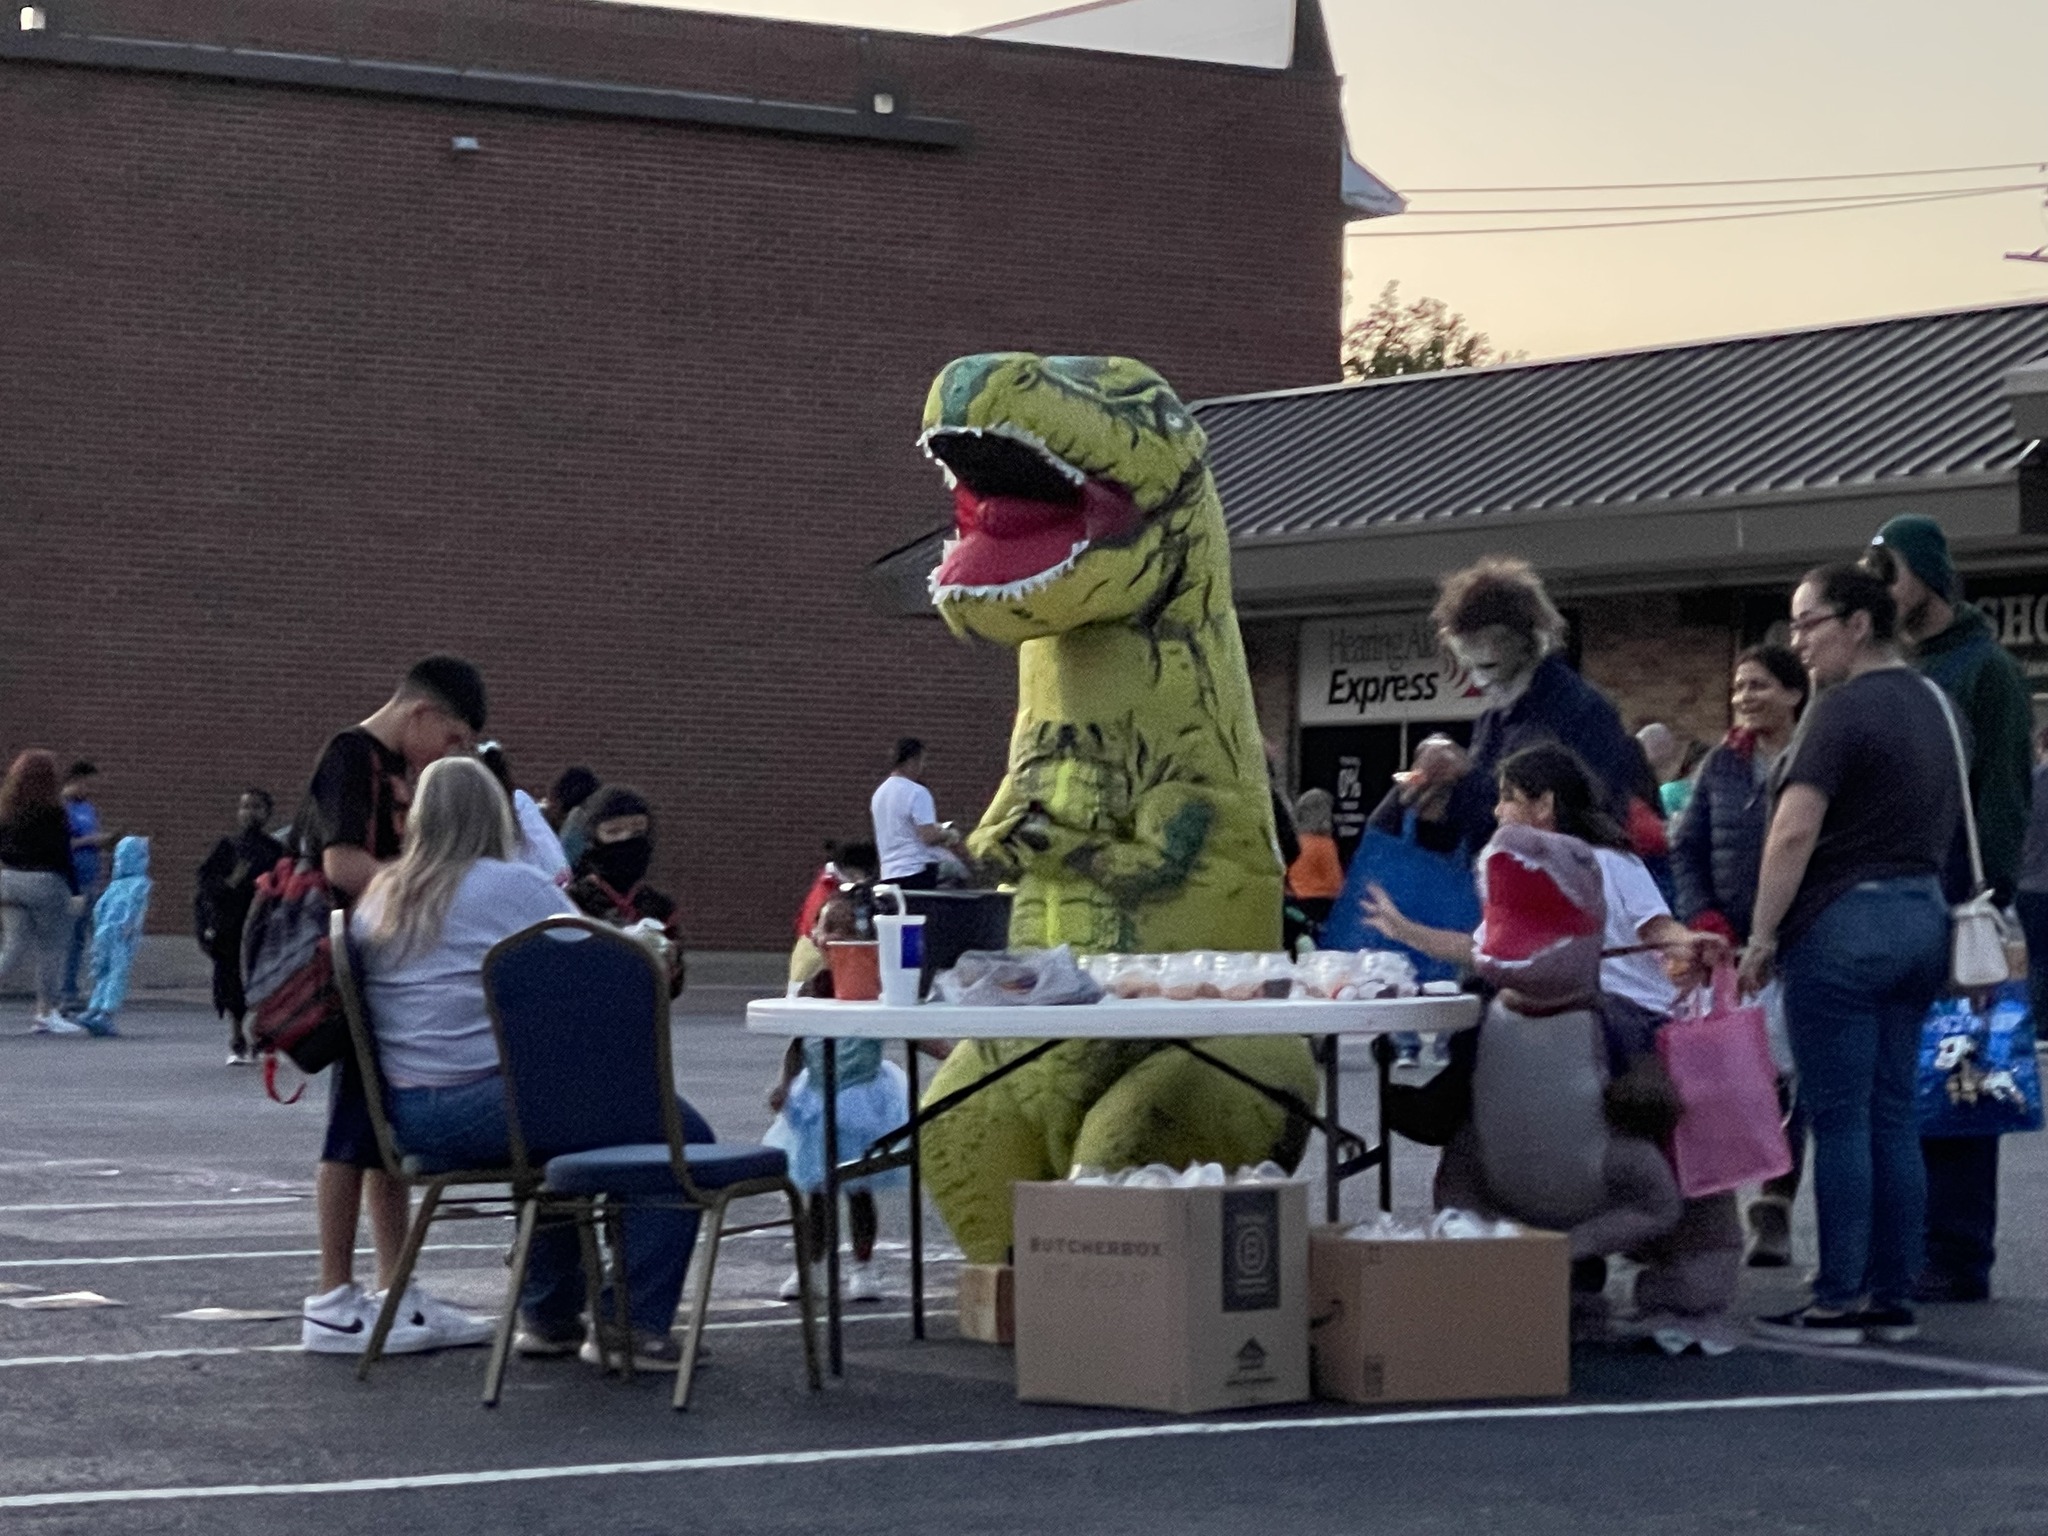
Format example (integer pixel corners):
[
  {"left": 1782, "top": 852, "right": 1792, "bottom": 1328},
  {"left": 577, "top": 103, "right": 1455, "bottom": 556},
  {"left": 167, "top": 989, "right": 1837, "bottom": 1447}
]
[{"left": 1656, "top": 966, "right": 1792, "bottom": 1198}]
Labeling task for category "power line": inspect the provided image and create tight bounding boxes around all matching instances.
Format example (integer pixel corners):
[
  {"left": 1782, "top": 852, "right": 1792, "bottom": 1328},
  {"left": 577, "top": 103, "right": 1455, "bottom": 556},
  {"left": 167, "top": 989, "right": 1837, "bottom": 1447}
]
[
  {"left": 1402, "top": 160, "right": 2048, "bottom": 195},
  {"left": 1348, "top": 183, "right": 2043, "bottom": 238},
  {"left": 1401, "top": 182, "right": 2048, "bottom": 216}
]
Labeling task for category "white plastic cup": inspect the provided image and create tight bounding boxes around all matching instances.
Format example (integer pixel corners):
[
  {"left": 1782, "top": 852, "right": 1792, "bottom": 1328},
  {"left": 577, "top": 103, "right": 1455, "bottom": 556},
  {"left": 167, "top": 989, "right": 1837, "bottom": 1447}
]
[{"left": 875, "top": 912, "right": 927, "bottom": 1006}]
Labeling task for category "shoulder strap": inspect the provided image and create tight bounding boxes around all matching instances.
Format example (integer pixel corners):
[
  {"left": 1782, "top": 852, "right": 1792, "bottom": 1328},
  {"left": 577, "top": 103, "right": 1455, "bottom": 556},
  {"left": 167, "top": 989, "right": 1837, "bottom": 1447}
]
[{"left": 1921, "top": 674, "right": 1986, "bottom": 897}]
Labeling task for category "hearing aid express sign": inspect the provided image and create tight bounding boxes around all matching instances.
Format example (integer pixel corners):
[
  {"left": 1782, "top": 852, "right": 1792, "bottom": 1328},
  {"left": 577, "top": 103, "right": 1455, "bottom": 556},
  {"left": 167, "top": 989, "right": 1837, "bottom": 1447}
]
[{"left": 1299, "top": 615, "right": 1485, "bottom": 725}]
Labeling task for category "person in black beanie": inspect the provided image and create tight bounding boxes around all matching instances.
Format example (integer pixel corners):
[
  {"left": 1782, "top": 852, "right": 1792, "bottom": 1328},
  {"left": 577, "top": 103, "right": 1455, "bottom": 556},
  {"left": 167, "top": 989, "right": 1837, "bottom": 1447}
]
[{"left": 1865, "top": 515, "right": 2034, "bottom": 1304}]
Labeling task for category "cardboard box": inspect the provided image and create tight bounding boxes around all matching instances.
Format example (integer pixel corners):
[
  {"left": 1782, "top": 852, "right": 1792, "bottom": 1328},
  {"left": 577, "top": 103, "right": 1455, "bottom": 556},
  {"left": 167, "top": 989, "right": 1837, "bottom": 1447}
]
[
  {"left": 1013, "top": 1180, "right": 1309, "bottom": 1413},
  {"left": 1308, "top": 1224, "right": 1569, "bottom": 1405},
  {"left": 956, "top": 1262, "right": 1014, "bottom": 1345}
]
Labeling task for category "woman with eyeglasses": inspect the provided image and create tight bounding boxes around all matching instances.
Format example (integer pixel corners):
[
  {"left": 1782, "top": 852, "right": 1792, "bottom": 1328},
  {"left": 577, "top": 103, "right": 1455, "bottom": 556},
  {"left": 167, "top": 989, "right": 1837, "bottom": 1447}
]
[{"left": 1741, "top": 564, "right": 1962, "bottom": 1345}]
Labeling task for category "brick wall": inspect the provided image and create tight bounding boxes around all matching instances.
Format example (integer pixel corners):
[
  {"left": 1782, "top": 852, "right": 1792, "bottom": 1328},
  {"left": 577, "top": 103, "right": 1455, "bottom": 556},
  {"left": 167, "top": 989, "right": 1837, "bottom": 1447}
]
[
  {"left": 1576, "top": 594, "right": 1738, "bottom": 757},
  {"left": 0, "top": 0, "right": 1345, "bottom": 945}
]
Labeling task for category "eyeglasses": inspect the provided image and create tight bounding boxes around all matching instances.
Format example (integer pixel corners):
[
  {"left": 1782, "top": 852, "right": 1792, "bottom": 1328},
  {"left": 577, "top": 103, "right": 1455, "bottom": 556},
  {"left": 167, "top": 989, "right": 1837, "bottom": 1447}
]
[{"left": 1788, "top": 609, "right": 1845, "bottom": 638}]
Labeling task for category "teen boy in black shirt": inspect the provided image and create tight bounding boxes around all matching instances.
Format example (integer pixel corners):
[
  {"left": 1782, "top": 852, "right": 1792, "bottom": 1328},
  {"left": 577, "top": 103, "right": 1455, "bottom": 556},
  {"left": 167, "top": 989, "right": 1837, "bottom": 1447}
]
[{"left": 298, "top": 656, "right": 499, "bottom": 1355}]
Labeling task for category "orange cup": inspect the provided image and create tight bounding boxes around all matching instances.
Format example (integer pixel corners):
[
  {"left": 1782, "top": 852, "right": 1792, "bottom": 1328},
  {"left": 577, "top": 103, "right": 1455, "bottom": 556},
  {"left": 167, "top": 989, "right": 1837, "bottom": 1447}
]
[{"left": 825, "top": 940, "right": 881, "bottom": 1001}]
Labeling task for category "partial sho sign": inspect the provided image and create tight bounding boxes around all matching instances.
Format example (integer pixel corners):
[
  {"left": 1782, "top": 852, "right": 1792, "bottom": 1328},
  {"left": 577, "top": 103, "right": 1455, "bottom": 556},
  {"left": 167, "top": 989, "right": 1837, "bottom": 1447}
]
[
  {"left": 1298, "top": 614, "right": 1485, "bottom": 726},
  {"left": 1975, "top": 583, "right": 2048, "bottom": 685}
]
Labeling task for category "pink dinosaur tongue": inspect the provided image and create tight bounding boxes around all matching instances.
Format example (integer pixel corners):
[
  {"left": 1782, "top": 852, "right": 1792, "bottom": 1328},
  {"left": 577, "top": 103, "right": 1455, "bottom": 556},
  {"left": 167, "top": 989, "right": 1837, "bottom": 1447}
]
[{"left": 933, "top": 480, "right": 1143, "bottom": 591}]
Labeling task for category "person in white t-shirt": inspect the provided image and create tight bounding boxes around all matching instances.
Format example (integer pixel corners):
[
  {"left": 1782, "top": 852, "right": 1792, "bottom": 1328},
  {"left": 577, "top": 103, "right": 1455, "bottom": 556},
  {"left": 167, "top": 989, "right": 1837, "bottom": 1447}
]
[
  {"left": 869, "top": 738, "right": 961, "bottom": 890},
  {"left": 1362, "top": 742, "right": 1722, "bottom": 1006}
]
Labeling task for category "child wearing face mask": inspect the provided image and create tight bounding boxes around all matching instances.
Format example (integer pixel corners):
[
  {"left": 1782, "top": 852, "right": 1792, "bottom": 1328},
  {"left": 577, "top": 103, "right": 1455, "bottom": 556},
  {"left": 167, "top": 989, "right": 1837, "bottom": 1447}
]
[{"left": 566, "top": 786, "right": 686, "bottom": 995}]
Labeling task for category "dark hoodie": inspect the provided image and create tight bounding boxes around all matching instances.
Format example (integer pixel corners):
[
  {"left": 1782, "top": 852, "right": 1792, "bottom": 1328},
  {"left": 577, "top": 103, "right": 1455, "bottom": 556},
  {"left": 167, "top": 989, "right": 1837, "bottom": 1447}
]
[
  {"left": 1914, "top": 602, "right": 2034, "bottom": 902},
  {"left": 566, "top": 786, "right": 686, "bottom": 994}
]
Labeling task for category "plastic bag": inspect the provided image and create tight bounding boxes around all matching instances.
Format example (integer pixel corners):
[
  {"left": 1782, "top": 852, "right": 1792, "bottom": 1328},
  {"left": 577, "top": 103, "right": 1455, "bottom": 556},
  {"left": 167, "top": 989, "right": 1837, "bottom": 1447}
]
[
  {"left": 1323, "top": 811, "right": 1480, "bottom": 983},
  {"left": 932, "top": 946, "right": 1104, "bottom": 1007},
  {"left": 1918, "top": 981, "right": 2044, "bottom": 1137}
]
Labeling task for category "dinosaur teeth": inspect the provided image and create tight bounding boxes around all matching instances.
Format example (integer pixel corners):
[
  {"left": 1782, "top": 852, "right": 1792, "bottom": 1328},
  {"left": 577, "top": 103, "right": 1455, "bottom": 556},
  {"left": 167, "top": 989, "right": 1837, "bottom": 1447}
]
[
  {"left": 918, "top": 424, "right": 1088, "bottom": 486},
  {"left": 930, "top": 539, "right": 1091, "bottom": 603}
]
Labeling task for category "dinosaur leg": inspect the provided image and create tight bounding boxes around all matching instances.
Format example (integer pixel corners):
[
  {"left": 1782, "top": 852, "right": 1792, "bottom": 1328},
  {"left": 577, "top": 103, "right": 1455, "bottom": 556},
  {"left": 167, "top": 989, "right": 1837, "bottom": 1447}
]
[
  {"left": 1630, "top": 1190, "right": 1743, "bottom": 1318},
  {"left": 918, "top": 1038, "right": 1150, "bottom": 1264},
  {"left": 1569, "top": 1138, "right": 1683, "bottom": 1262},
  {"left": 1071, "top": 1036, "right": 1319, "bottom": 1174}
]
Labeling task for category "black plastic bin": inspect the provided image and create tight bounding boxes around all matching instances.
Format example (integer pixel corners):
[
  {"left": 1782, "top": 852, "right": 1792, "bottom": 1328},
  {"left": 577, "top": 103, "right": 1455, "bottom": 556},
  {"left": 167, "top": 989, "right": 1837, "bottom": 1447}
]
[{"left": 901, "top": 888, "right": 1014, "bottom": 997}]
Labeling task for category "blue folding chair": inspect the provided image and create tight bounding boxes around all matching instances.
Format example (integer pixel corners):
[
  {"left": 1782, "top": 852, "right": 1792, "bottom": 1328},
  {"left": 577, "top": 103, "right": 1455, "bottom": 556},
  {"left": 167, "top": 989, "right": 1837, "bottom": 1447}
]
[{"left": 481, "top": 915, "right": 820, "bottom": 1410}]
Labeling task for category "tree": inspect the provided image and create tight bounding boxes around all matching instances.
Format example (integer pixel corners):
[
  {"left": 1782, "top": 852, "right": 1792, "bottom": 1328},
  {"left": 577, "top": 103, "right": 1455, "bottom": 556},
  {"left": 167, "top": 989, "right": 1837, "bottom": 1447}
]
[{"left": 1341, "top": 280, "right": 1519, "bottom": 380}]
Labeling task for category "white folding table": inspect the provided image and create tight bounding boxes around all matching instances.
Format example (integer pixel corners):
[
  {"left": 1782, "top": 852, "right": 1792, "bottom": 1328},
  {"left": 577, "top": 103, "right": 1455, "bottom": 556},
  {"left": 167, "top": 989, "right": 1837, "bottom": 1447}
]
[{"left": 745, "top": 992, "right": 1481, "bottom": 1374}]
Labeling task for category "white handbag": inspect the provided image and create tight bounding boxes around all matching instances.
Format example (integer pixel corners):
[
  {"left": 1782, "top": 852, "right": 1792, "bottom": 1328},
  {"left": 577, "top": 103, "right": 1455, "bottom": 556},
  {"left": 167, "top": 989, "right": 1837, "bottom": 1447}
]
[{"left": 1925, "top": 678, "right": 2015, "bottom": 991}]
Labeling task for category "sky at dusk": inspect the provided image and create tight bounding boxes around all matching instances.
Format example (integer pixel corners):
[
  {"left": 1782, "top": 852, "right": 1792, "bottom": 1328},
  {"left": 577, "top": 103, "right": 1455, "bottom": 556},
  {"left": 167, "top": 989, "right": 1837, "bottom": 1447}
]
[{"left": 638, "top": 0, "right": 2048, "bottom": 361}]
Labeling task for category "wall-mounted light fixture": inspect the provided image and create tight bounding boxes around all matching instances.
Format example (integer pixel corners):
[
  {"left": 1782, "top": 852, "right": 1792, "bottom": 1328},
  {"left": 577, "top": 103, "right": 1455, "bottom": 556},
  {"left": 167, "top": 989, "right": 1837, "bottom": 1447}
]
[
  {"left": 19, "top": 7, "right": 47, "bottom": 30},
  {"left": 450, "top": 135, "right": 481, "bottom": 153},
  {"left": 871, "top": 92, "right": 895, "bottom": 116}
]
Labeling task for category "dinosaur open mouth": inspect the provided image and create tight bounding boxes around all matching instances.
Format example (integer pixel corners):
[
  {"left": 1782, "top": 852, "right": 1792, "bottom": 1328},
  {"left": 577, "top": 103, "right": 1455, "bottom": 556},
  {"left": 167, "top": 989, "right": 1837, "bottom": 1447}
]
[
  {"left": 922, "top": 427, "right": 1143, "bottom": 598},
  {"left": 1479, "top": 844, "right": 1600, "bottom": 963}
]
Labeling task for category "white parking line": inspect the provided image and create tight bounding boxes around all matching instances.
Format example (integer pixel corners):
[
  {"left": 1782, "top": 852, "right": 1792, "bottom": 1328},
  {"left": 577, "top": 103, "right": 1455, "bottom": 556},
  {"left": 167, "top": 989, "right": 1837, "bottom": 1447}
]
[
  {"left": 5, "top": 1384, "right": 2046, "bottom": 1508},
  {"left": 0, "top": 1244, "right": 507, "bottom": 1269},
  {"left": 0, "top": 1311, "right": 927, "bottom": 1369},
  {"left": 1747, "top": 1336, "right": 2048, "bottom": 1386},
  {"left": 0, "top": 1197, "right": 309, "bottom": 1214}
]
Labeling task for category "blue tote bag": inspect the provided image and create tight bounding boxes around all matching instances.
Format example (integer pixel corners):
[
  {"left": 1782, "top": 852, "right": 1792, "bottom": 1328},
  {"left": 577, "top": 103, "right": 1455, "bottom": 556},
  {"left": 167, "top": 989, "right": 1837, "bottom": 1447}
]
[
  {"left": 1321, "top": 813, "right": 1479, "bottom": 983},
  {"left": 1918, "top": 981, "right": 2045, "bottom": 1138}
]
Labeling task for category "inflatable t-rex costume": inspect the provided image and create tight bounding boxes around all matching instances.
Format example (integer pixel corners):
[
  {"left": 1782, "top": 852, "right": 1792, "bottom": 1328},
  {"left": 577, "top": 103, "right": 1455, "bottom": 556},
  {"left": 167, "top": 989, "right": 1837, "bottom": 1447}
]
[
  {"left": 1433, "top": 825, "right": 1738, "bottom": 1333},
  {"left": 915, "top": 352, "right": 1316, "bottom": 1264}
]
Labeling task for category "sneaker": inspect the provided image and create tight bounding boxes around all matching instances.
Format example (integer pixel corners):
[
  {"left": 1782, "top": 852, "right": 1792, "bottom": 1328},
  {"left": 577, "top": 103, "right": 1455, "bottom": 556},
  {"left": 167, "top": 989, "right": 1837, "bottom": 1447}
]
[
  {"left": 580, "top": 1326, "right": 683, "bottom": 1371},
  {"left": 1848, "top": 1304, "right": 1919, "bottom": 1344},
  {"left": 1753, "top": 1305, "right": 1865, "bottom": 1346},
  {"left": 301, "top": 1282, "right": 435, "bottom": 1356},
  {"left": 35, "top": 1013, "right": 87, "bottom": 1036},
  {"left": 226, "top": 1050, "right": 251, "bottom": 1066},
  {"left": 375, "top": 1285, "right": 496, "bottom": 1349},
  {"left": 1745, "top": 1197, "right": 1793, "bottom": 1268},
  {"left": 778, "top": 1264, "right": 823, "bottom": 1302},
  {"left": 1911, "top": 1270, "right": 1990, "bottom": 1305},
  {"left": 845, "top": 1261, "right": 882, "bottom": 1303},
  {"left": 77, "top": 1013, "right": 119, "bottom": 1038},
  {"left": 1636, "top": 1314, "right": 1740, "bottom": 1357},
  {"left": 513, "top": 1314, "right": 585, "bottom": 1357}
]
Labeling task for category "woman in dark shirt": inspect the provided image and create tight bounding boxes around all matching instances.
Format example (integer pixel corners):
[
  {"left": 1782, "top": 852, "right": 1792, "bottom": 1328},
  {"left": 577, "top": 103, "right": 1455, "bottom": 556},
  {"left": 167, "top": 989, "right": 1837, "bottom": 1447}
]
[
  {"left": 0, "top": 750, "right": 83, "bottom": 1033},
  {"left": 1742, "top": 566, "right": 1960, "bottom": 1345}
]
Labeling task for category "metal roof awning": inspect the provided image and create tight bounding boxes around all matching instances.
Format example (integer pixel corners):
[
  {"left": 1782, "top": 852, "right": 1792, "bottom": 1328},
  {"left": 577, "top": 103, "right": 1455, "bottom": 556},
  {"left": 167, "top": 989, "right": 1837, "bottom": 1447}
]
[{"left": 1200, "top": 300, "right": 2048, "bottom": 609}]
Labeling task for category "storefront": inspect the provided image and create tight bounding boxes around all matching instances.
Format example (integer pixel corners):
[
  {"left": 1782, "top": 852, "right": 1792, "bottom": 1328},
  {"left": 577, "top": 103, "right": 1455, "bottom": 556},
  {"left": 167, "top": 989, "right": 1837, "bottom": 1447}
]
[
  {"left": 1194, "top": 301, "right": 2048, "bottom": 812},
  {"left": 1295, "top": 612, "right": 1483, "bottom": 861}
]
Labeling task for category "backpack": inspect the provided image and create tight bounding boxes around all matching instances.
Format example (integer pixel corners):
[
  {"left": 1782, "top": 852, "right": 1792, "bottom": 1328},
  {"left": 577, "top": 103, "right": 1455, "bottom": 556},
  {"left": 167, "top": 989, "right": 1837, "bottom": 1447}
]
[
  {"left": 240, "top": 856, "right": 349, "bottom": 1098},
  {"left": 240, "top": 760, "right": 387, "bottom": 1100}
]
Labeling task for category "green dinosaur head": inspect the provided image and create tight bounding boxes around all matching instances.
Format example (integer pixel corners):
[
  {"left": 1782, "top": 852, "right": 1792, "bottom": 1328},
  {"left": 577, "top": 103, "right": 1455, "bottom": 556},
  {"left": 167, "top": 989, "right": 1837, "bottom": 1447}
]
[{"left": 921, "top": 353, "right": 1220, "bottom": 646}]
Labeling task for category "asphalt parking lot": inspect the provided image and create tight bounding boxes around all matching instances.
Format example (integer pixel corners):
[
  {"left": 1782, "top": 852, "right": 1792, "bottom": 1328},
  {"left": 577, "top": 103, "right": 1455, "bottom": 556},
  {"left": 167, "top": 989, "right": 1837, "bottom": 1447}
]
[{"left": 4, "top": 989, "right": 2048, "bottom": 1534}]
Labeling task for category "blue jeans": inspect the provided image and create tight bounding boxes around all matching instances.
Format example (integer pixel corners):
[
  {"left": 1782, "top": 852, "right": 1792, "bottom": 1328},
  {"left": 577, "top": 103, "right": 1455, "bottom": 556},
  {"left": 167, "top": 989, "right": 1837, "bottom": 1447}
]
[
  {"left": 1779, "top": 877, "right": 1947, "bottom": 1310},
  {"left": 386, "top": 1075, "right": 715, "bottom": 1335},
  {"left": 60, "top": 890, "right": 96, "bottom": 1006}
]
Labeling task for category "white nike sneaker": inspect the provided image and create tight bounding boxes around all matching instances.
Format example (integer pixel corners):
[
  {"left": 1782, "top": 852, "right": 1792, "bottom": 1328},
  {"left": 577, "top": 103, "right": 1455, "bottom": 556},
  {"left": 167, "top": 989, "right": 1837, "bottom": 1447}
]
[
  {"left": 374, "top": 1284, "right": 496, "bottom": 1349},
  {"left": 778, "top": 1264, "right": 824, "bottom": 1302},
  {"left": 301, "top": 1282, "right": 434, "bottom": 1355}
]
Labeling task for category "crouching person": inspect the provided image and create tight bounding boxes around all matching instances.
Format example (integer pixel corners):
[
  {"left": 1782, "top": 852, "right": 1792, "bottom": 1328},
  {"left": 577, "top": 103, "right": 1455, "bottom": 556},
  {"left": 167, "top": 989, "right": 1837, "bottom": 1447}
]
[
  {"left": 352, "top": 756, "right": 716, "bottom": 1369},
  {"left": 1370, "top": 746, "right": 1741, "bottom": 1350}
]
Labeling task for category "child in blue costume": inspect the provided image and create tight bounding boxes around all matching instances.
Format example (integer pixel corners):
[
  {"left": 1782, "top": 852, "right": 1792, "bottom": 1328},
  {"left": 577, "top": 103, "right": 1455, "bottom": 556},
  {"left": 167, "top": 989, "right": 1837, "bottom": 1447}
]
[
  {"left": 764, "top": 895, "right": 914, "bottom": 1304},
  {"left": 78, "top": 836, "right": 150, "bottom": 1038}
]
